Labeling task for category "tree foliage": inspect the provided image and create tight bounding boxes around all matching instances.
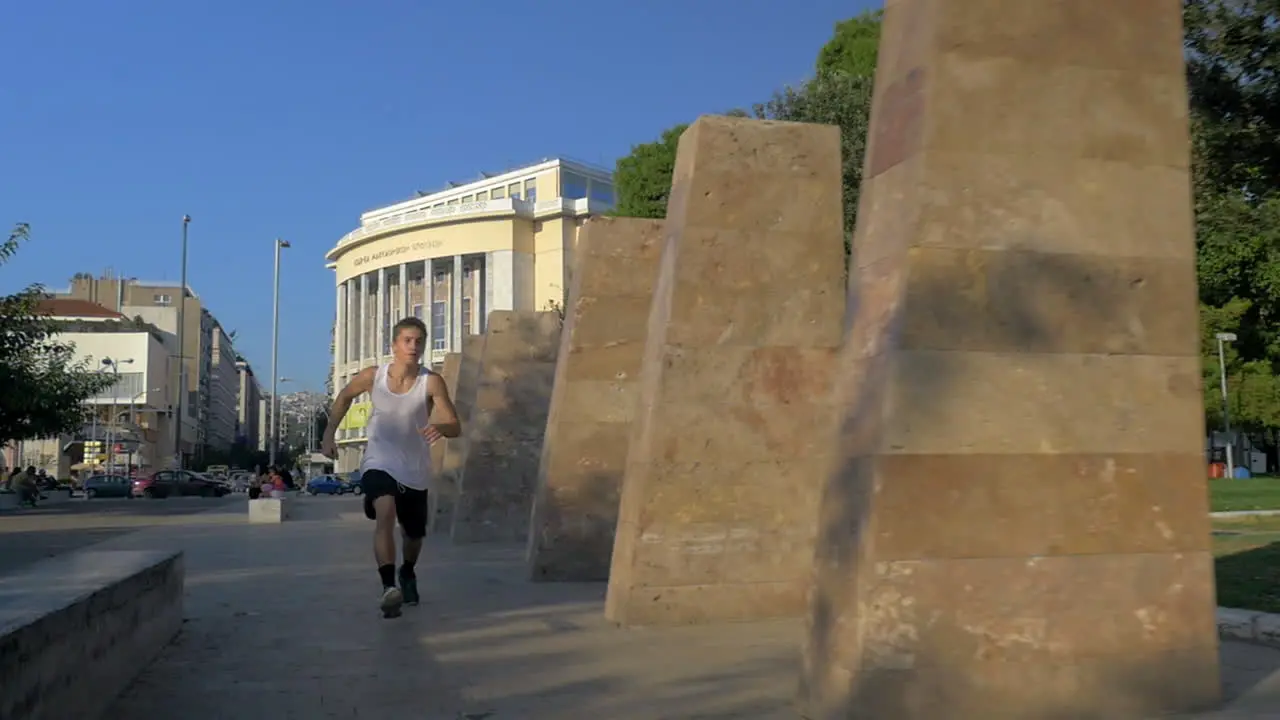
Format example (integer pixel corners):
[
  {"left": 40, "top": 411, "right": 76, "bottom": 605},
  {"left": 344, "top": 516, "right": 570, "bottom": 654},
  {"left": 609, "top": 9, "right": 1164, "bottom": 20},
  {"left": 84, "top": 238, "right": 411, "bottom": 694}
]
[
  {"left": 815, "top": 10, "right": 884, "bottom": 78},
  {"left": 613, "top": 124, "right": 687, "bottom": 220},
  {"left": 0, "top": 224, "right": 114, "bottom": 446},
  {"left": 1186, "top": 1, "right": 1280, "bottom": 442},
  {"left": 611, "top": 10, "right": 882, "bottom": 232}
]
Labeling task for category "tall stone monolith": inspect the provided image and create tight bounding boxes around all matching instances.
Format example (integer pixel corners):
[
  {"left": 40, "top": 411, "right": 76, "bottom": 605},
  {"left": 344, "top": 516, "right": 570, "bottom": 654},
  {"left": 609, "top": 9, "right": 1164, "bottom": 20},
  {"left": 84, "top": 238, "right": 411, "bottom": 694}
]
[
  {"left": 527, "top": 217, "right": 664, "bottom": 581},
  {"left": 431, "top": 340, "right": 480, "bottom": 534},
  {"left": 800, "top": 2, "right": 1219, "bottom": 718},
  {"left": 603, "top": 116, "right": 846, "bottom": 626},
  {"left": 451, "top": 311, "right": 562, "bottom": 544}
]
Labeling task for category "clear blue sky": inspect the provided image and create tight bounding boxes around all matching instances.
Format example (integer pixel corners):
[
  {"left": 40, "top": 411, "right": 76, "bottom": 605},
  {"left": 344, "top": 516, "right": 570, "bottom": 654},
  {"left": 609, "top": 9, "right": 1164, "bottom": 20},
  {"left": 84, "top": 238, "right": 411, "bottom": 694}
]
[{"left": 1, "top": 0, "right": 874, "bottom": 392}]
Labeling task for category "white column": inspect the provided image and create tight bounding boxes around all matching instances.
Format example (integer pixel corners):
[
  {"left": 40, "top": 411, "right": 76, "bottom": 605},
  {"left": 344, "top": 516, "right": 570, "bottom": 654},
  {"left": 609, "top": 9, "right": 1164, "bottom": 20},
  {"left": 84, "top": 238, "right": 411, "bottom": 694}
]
[
  {"left": 451, "top": 255, "right": 464, "bottom": 351},
  {"left": 475, "top": 254, "right": 487, "bottom": 334},
  {"left": 487, "top": 250, "right": 515, "bottom": 312},
  {"left": 484, "top": 253, "right": 496, "bottom": 333},
  {"left": 358, "top": 273, "right": 369, "bottom": 362},
  {"left": 376, "top": 266, "right": 387, "bottom": 358},
  {"left": 423, "top": 260, "right": 433, "bottom": 349},
  {"left": 335, "top": 282, "right": 346, "bottom": 367},
  {"left": 398, "top": 263, "right": 409, "bottom": 324}
]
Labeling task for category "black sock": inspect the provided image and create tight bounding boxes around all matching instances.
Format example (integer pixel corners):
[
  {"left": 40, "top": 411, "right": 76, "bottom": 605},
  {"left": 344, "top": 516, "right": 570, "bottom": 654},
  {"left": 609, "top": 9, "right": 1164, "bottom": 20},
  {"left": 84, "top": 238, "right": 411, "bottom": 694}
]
[
  {"left": 400, "top": 562, "right": 416, "bottom": 579},
  {"left": 378, "top": 564, "right": 396, "bottom": 588}
]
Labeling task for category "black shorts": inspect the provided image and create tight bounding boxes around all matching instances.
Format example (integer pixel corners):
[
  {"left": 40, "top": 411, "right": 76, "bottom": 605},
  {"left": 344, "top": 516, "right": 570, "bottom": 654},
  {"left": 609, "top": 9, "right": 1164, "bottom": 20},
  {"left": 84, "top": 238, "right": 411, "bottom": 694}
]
[{"left": 360, "top": 469, "right": 429, "bottom": 539}]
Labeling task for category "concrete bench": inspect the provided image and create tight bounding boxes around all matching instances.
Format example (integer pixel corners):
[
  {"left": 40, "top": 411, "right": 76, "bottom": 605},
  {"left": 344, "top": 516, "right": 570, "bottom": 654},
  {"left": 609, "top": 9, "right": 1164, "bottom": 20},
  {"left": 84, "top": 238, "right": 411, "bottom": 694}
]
[
  {"left": 0, "top": 549, "right": 184, "bottom": 720},
  {"left": 248, "top": 496, "right": 291, "bottom": 523}
]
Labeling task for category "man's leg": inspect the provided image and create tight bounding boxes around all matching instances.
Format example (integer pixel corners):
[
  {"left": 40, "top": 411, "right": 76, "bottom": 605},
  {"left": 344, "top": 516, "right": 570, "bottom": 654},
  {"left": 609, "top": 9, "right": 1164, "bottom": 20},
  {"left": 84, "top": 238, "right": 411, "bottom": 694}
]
[
  {"left": 395, "top": 487, "right": 429, "bottom": 606},
  {"left": 361, "top": 470, "right": 404, "bottom": 618}
]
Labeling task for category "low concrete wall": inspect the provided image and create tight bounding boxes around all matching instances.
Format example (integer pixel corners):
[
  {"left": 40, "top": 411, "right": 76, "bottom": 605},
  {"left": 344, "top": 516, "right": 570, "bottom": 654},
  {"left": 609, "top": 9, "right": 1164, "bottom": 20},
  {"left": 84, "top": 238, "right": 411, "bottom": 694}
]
[
  {"left": 0, "top": 549, "right": 184, "bottom": 720},
  {"left": 0, "top": 490, "right": 77, "bottom": 511},
  {"left": 248, "top": 497, "right": 291, "bottom": 523}
]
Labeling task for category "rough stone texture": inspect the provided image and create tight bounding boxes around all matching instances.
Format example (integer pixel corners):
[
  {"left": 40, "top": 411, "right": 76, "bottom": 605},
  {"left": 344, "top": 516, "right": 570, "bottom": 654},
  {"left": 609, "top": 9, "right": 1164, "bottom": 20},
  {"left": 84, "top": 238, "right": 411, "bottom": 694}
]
[
  {"left": 247, "top": 497, "right": 290, "bottom": 523},
  {"left": 799, "top": 2, "right": 1220, "bottom": 718},
  {"left": 0, "top": 549, "right": 184, "bottom": 720},
  {"left": 603, "top": 116, "right": 845, "bottom": 626},
  {"left": 527, "top": 217, "right": 665, "bottom": 582},
  {"left": 433, "top": 338, "right": 482, "bottom": 534},
  {"left": 451, "top": 311, "right": 562, "bottom": 544}
]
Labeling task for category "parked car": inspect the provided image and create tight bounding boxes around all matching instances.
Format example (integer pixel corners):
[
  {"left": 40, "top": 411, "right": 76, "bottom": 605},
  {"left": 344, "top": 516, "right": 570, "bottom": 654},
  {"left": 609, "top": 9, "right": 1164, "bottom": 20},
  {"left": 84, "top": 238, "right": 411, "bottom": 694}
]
[
  {"left": 133, "top": 470, "right": 232, "bottom": 498},
  {"left": 305, "top": 475, "right": 348, "bottom": 496},
  {"left": 83, "top": 474, "right": 133, "bottom": 499}
]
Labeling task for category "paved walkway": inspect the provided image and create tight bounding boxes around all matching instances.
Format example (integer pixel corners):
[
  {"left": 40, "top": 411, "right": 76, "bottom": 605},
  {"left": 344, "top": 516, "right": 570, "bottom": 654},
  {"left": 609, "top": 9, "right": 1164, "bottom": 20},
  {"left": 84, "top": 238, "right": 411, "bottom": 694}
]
[{"left": 74, "top": 497, "right": 1280, "bottom": 719}]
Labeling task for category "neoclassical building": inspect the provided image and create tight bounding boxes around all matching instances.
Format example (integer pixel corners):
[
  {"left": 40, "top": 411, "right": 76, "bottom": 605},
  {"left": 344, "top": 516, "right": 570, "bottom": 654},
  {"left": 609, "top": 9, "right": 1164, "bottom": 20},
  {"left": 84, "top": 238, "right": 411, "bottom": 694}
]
[{"left": 326, "top": 157, "right": 614, "bottom": 472}]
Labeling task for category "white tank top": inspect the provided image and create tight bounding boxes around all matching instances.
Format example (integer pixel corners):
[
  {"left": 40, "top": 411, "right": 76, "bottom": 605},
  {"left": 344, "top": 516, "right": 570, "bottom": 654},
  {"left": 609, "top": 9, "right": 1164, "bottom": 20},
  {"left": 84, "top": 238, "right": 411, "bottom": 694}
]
[{"left": 360, "top": 364, "right": 434, "bottom": 491}]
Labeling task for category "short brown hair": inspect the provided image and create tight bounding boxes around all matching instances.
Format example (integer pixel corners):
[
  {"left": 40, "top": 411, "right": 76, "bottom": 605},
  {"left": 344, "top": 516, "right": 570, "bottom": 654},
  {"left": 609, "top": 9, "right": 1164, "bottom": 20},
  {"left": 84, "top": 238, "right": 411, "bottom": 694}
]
[{"left": 393, "top": 316, "right": 427, "bottom": 340}]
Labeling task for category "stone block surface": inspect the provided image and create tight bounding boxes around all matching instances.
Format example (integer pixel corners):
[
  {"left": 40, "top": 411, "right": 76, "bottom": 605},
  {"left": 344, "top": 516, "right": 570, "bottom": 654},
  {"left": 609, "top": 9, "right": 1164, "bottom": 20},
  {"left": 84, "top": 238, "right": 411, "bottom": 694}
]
[
  {"left": 0, "top": 549, "right": 184, "bottom": 720},
  {"left": 451, "top": 311, "right": 562, "bottom": 544},
  {"left": 603, "top": 115, "right": 846, "bottom": 626},
  {"left": 800, "top": 1, "right": 1219, "bottom": 718},
  {"left": 528, "top": 217, "right": 665, "bottom": 582},
  {"left": 434, "top": 337, "right": 482, "bottom": 534},
  {"left": 248, "top": 497, "right": 290, "bottom": 523}
]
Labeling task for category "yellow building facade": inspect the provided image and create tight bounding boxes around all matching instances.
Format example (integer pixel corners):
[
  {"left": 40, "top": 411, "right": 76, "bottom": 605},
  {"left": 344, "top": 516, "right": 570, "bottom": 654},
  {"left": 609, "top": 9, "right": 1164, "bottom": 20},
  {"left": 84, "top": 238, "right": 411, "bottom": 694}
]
[{"left": 325, "top": 158, "right": 614, "bottom": 472}]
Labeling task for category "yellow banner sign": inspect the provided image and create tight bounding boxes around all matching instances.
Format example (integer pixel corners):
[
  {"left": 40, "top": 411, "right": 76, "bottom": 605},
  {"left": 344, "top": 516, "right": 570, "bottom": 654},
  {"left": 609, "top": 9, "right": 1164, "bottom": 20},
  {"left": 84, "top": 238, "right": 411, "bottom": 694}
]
[{"left": 340, "top": 401, "right": 371, "bottom": 430}]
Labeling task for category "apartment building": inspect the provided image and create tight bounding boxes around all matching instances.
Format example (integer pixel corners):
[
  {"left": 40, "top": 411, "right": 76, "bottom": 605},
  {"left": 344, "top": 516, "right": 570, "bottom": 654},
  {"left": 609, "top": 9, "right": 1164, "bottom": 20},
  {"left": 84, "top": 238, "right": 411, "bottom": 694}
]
[
  {"left": 14, "top": 299, "right": 179, "bottom": 475},
  {"left": 207, "top": 324, "right": 238, "bottom": 449},
  {"left": 57, "top": 272, "right": 239, "bottom": 459},
  {"left": 235, "top": 360, "right": 262, "bottom": 450}
]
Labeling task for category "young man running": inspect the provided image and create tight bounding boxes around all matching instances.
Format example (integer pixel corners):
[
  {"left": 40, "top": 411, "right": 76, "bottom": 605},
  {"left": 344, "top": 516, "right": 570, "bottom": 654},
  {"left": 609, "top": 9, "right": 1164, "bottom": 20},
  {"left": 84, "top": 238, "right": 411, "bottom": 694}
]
[{"left": 321, "top": 316, "right": 461, "bottom": 618}]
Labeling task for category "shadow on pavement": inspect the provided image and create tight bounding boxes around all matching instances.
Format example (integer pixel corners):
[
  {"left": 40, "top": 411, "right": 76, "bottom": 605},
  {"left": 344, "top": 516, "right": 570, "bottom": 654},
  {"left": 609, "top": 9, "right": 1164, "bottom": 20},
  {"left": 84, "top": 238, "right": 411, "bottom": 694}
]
[{"left": 97, "top": 502, "right": 799, "bottom": 719}]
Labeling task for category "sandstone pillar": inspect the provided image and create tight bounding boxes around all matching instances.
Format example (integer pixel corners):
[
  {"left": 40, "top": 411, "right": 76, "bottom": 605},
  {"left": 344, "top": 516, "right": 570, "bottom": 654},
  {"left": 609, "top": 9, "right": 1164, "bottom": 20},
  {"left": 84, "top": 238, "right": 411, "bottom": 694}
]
[
  {"left": 432, "top": 340, "right": 480, "bottom": 534},
  {"left": 451, "top": 311, "right": 561, "bottom": 544},
  {"left": 603, "top": 116, "right": 845, "bottom": 626},
  {"left": 800, "top": 1, "right": 1219, "bottom": 718},
  {"left": 527, "top": 217, "right": 664, "bottom": 582}
]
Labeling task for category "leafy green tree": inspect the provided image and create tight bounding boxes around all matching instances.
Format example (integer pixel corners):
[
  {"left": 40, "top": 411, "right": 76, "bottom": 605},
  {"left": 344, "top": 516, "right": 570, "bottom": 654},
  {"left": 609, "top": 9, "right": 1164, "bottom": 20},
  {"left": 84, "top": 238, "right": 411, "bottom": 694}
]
[
  {"left": 1184, "top": 0, "right": 1280, "bottom": 199},
  {"left": 612, "top": 124, "right": 688, "bottom": 220},
  {"left": 0, "top": 224, "right": 114, "bottom": 446},
  {"left": 815, "top": 9, "right": 884, "bottom": 78}
]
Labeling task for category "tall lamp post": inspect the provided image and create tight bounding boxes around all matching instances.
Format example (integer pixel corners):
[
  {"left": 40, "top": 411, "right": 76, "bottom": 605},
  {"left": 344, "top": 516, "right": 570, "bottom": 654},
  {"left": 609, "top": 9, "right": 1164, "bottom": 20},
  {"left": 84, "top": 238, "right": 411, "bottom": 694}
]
[
  {"left": 101, "top": 357, "right": 134, "bottom": 472},
  {"left": 1216, "top": 332, "right": 1238, "bottom": 480},
  {"left": 269, "top": 238, "right": 291, "bottom": 467},
  {"left": 174, "top": 214, "right": 191, "bottom": 468}
]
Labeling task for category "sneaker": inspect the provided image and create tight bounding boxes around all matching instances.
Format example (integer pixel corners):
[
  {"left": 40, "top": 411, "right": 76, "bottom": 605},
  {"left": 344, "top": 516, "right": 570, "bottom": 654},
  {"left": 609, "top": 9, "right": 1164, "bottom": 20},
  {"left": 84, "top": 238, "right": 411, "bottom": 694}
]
[
  {"left": 379, "top": 586, "right": 403, "bottom": 619},
  {"left": 399, "top": 568, "right": 419, "bottom": 606},
  {"left": 363, "top": 493, "right": 375, "bottom": 520}
]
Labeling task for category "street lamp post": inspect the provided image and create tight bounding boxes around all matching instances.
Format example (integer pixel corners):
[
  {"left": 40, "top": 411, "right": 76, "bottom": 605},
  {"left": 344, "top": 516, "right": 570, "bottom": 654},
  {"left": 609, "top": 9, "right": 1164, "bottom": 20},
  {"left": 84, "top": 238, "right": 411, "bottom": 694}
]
[
  {"left": 174, "top": 215, "right": 191, "bottom": 468},
  {"left": 269, "top": 238, "right": 291, "bottom": 466},
  {"left": 101, "top": 357, "right": 134, "bottom": 472},
  {"left": 1216, "top": 332, "right": 1238, "bottom": 480},
  {"left": 122, "top": 387, "right": 162, "bottom": 477}
]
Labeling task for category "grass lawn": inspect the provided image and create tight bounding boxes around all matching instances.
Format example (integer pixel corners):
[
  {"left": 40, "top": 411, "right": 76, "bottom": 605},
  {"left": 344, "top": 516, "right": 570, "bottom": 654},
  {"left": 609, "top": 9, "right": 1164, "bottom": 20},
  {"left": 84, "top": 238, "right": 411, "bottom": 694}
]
[
  {"left": 1213, "top": 515, "right": 1280, "bottom": 613},
  {"left": 1209, "top": 476, "right": 1280, "bottom": 512}
]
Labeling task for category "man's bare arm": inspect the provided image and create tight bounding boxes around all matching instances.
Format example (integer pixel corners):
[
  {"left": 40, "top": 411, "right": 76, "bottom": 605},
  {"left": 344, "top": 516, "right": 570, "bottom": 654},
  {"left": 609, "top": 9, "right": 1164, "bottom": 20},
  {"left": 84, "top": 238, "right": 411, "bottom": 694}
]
[
  {"left": 321, "top": 367, "right": 376, "bottom": 452},
  {"left": 426, "top": 374, "right": 462, "bottom": 439}
]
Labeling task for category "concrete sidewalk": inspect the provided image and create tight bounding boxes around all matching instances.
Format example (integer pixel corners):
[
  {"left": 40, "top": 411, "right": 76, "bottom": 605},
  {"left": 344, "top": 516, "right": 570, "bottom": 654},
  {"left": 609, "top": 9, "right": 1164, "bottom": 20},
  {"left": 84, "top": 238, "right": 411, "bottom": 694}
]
[{"left": 94, "top": 497, "right": 1280, "bottom": 719}]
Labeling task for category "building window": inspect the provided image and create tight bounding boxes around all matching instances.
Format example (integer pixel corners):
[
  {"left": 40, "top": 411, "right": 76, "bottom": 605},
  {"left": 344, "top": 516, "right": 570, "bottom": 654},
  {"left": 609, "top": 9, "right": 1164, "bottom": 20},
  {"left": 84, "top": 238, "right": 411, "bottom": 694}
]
[
  {"left": 461, "top": 195, "right": 473, "bottom": 203},
  {"left": 154, "top": 293, "right": 172, "bottom": 306},
  {"left": 589, "top": 181, "right": 615, "bottom": 205},
  {"left": 508, "top": 182, "right": 521, "bottom": 199},
  {"left": 524, "top": 179, "right": 537, "bottom": 203},
  {"left": 431, "top": 301, "right": 447, "bottom": 351},
  {"left": 476, "top": 190, "right": 488, "bottom": 201},
  {"left": 447, "top": 198, "right": 459, "bottom": 206},
  {"left": 491, "top": 186, "right": 506, "bottom": 199},
  {"left": 461, "top": 297, "right": 472, "bottom": 337},
  {"left": 561, "top": 172, "right": 588, "bottom": 199}
]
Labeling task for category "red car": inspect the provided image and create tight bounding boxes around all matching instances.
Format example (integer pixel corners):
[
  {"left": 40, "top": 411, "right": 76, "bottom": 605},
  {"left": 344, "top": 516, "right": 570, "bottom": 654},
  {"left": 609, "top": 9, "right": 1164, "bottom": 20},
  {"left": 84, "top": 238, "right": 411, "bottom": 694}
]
[{"left": 132, "top": 470, "right": 231, "bottom": 499}]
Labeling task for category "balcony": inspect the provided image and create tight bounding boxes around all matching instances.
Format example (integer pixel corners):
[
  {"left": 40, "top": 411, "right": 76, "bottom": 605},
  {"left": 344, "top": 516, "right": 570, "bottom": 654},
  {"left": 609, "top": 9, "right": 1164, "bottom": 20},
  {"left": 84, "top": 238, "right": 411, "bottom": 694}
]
[{"left": 328, "top": 197, "right": 609, "bottom": 258}]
